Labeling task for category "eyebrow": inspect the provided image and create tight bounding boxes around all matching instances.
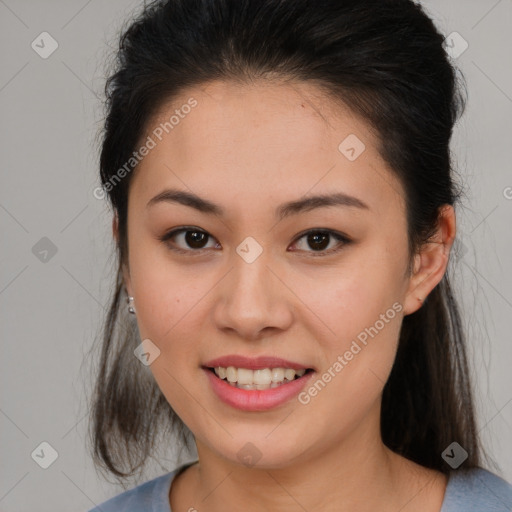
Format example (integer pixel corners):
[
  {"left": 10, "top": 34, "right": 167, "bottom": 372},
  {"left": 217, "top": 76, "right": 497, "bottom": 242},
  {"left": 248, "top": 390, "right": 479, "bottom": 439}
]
[{"left": 146, "top": 188, "right": 369, "bottom": 220}]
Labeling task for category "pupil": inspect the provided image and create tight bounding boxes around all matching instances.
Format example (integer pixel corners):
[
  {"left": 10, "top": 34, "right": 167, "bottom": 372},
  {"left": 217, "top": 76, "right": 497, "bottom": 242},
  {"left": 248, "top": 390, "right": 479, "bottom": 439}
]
[
  {"left": 308, "top": 232, "right": 329, "bottom": 251},
  {"left": 186, "top": 231, "right": 207, "bottom": 248}
]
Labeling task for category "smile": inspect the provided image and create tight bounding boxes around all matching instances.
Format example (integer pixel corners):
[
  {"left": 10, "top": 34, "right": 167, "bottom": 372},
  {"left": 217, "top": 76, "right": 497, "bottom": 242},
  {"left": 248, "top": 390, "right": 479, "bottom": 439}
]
[
  {"left": 203, "top": 366, "right": 315, "bottom": 411},
  {"left": 209, "top": 366, "right": 309, "bottom": 390}
]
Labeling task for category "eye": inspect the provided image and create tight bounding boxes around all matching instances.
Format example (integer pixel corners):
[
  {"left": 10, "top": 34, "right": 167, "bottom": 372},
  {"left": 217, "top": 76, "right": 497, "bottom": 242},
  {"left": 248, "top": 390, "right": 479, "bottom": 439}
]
[
  {"left": 159, "top": 227, "right": 220, "bottom": 254},
  {"left": 159, "top": 227, "right": 351, "bottom": 257},
  {"left": 289, "top": 229, "right": 351, "bottom": 256}
]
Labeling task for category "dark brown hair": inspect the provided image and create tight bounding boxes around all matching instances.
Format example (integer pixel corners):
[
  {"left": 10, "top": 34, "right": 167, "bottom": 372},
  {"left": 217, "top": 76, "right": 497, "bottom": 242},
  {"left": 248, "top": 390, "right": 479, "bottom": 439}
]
[{"left": 87, "top": 0, "right": 492, "bottom": 484}]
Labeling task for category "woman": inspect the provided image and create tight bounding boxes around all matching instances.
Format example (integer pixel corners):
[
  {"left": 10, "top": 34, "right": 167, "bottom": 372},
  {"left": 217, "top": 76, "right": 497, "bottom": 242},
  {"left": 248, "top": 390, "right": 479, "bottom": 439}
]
[{"left": 87, "top": 0, "right": 512, "bottom": 510}]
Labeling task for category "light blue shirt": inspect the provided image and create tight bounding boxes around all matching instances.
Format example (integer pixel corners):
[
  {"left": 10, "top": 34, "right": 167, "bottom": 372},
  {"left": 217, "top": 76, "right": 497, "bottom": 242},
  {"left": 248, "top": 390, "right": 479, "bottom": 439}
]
[{"left": 88, "top": 463, "right": 512, "bottom": 511}]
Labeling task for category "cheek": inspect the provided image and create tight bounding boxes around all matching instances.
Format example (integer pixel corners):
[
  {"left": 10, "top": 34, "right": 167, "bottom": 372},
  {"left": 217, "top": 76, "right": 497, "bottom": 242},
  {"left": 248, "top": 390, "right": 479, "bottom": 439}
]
[
  {"left": 133, "top": 265, "right": 208, "bottom": 344},
  {"left": 127, "top": 242, "right": 204, "bottom": 354},
  {"left": 294, "top": 269, "right": 403, "bottom": 435},
  {"left": 129, "top": 259, "right": 211, "bottom": 423},
  {"left": 291, "top": 253, "right": 404, "bottom": 393},
  {"left": 294, "top": 254, "right": 402, "bottom": 340}
]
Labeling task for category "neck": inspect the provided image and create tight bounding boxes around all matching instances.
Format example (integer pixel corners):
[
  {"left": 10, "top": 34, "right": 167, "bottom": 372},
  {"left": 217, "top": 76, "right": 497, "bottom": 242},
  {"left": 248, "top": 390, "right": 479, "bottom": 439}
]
[{"left": 177, "top": 407, "right": 445, "bottom": 512}]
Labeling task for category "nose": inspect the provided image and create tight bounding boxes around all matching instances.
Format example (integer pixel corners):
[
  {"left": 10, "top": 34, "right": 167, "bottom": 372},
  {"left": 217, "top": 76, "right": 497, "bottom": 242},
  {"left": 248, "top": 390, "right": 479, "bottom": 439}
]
[{"left": 213, "top": 249, "right": 293, "bottom": 341}]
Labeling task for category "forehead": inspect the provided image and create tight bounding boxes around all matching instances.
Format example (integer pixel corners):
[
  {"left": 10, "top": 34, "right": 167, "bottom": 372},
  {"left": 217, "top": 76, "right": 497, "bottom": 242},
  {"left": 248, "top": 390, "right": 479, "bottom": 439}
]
[{"left": 130, "top": 79, "right": 405, "bottom": 219}]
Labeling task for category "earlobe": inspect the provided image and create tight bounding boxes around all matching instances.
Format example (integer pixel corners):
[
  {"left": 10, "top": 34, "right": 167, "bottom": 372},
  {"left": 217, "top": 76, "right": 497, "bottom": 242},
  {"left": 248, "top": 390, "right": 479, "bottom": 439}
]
[{"left": 403, "top": 205, "right": 456, "bottom": 315}]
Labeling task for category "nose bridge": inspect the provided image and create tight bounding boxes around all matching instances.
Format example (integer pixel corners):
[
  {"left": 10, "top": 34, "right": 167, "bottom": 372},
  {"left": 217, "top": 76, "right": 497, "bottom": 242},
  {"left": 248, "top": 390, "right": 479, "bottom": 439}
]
[{"left": 213, "top": 240, "right": 292, "bottom": 338}]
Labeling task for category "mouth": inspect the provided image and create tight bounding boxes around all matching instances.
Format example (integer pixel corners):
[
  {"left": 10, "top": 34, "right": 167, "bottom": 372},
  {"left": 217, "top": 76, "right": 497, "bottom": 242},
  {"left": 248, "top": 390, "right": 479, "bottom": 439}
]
[
  {"left": 202, "top": 364, "right": 316, "bottom": 411},
  {"left": 203, "top": 366, "right": 315, "bottom": 391}
]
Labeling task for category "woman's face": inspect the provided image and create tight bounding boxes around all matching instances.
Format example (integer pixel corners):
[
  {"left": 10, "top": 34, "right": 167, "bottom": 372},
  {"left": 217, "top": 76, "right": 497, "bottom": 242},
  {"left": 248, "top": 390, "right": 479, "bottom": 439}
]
[{"left": 120, "top": 79, "right": 434, "bottom": 468}]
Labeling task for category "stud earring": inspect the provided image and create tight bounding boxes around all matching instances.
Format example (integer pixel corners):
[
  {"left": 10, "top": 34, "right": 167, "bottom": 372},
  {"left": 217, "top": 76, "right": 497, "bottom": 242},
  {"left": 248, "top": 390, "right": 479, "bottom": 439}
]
[{"left": 127, "top": 296, "right": 136, "bottom": 315}]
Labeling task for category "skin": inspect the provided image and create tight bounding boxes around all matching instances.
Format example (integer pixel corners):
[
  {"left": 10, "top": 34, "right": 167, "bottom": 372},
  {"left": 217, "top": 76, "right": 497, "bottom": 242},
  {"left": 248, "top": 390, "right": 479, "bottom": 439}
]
[{"left": 114, "top": 79, "right": 455, "bottom": 511}]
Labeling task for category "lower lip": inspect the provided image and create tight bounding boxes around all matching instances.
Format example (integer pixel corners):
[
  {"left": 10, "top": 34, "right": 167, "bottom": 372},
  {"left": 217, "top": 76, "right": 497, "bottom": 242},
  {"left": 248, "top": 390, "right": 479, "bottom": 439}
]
[{"left": 203, "top": 368, "right": 315, "bottom": 411}]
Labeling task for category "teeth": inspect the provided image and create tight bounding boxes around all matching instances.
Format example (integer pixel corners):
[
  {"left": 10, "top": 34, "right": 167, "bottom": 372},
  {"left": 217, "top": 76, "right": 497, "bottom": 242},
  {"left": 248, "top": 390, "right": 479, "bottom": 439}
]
[
  {"left": 213, "top": 366, "right": 307, "bottom": 389},
  {"left": 226, "top": 366, "right": 237, "bottom": 383}
]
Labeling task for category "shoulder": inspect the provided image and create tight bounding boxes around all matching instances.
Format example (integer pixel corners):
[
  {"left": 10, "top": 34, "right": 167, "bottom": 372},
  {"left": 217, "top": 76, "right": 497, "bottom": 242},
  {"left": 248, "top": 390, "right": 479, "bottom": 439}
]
[
  {"left": 441, "top": 467, "right": 512, "bottom": 512},
  {"left": 87, "top": 464, "right": 188, "bottom": 512}
]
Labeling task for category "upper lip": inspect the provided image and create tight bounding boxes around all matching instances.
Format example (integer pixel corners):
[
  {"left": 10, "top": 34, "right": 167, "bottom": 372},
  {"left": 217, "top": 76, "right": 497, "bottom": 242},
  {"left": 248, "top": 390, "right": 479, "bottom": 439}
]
[{"left": 202, "top": 355, "right": 314, "bottom": 371}]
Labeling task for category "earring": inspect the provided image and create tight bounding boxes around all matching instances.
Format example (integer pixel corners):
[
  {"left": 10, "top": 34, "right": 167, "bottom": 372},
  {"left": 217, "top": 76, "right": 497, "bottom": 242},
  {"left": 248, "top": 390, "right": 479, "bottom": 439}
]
[
  {"left": 127, "top": 296, "right": 136, "bottom": 315},
  {"left": 417, "top": 297, "right": 423, "bottom": 304}
]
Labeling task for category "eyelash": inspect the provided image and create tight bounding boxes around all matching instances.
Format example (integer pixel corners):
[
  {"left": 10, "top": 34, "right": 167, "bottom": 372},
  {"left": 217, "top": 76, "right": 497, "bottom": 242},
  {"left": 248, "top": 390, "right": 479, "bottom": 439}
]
[{"left": 158, "top": 226, "right": 352, "bottom": 257}]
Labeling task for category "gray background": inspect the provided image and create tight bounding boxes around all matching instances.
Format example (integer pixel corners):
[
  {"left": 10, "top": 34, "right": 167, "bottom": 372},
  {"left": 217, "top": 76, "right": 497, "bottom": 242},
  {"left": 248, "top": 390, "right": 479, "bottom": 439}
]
[{"left": 1, "top": 1, "right": 511, "bottom": 510}]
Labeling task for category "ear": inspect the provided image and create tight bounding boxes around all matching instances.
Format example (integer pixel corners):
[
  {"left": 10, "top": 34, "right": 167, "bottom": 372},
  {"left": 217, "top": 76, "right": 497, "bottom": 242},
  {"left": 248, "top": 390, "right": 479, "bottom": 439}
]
[
  {"left": 112, "top": 212, "right": 133, "bottom": 296},
  {"left": 403, "top": 205, "right": 456, "bottom": 316}
]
